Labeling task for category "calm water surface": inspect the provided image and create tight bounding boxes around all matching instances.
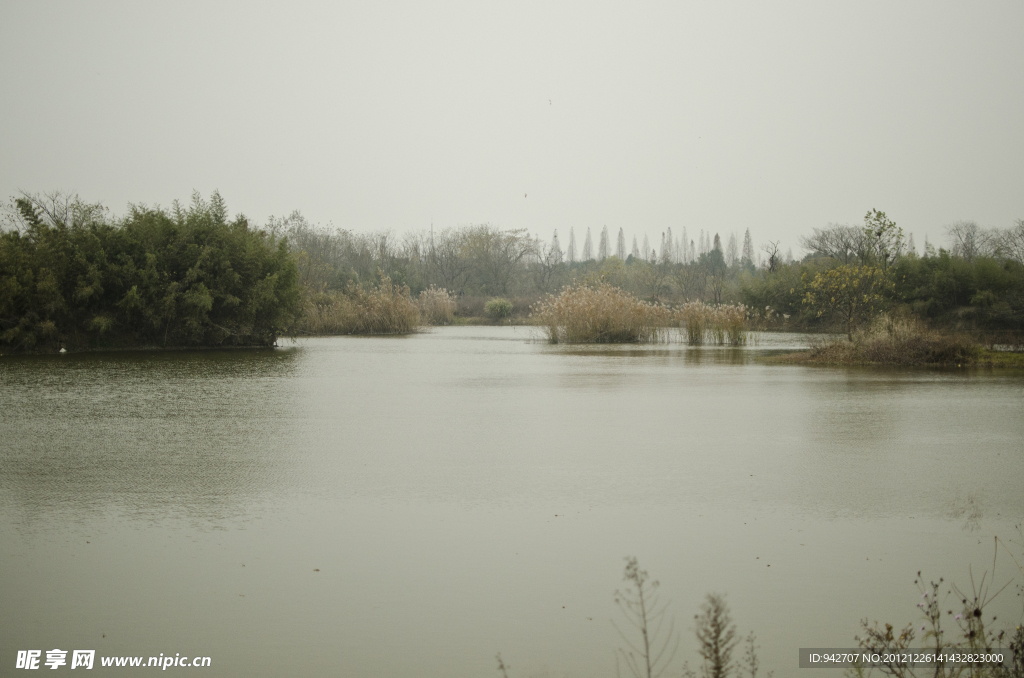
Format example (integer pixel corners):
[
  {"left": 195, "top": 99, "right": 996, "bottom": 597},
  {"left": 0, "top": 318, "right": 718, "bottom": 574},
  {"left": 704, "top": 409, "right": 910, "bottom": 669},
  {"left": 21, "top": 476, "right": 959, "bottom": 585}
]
[{"left": 2, "top": 327, "right": 1023, "bottom": 677}]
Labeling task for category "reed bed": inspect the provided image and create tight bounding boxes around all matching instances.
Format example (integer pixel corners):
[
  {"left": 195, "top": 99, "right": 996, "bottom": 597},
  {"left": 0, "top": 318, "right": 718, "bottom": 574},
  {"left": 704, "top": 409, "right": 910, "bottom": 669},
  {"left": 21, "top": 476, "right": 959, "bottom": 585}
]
[
  {"left": 531, "top": 282, "right": 674, "bottom": 343},
  {"left": 300, "top": 277, "right": 420, "bottom": 335},
  {"left": 417, "top": 286, "right": 457, "bottom": 326},
  {"left": 678, "top": 302, "right": 750, "bottom": 346}
]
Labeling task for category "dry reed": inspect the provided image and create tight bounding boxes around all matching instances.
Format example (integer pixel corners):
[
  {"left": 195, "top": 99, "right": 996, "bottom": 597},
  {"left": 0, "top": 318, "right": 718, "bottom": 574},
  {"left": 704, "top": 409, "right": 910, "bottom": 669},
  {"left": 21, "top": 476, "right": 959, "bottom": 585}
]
[
  {"left": 678, "top": 302, "right": 749, "bottom": 346},
  {"left": 531, "top": 282, "right": 673, "bottom": 343},
  {"left": 300, "top": 276, "right": 420, "bottom": 335},
  {"left": 418, "top": 286, "right": 457, "bottom": 325}
]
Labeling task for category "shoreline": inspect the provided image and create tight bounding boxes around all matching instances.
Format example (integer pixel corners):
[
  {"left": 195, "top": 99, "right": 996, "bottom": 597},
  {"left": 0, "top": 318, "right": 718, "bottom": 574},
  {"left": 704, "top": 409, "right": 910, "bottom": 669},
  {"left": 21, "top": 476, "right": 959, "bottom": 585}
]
[{"left": 765, "top": 347, "right": 1024, "bottom": 368}]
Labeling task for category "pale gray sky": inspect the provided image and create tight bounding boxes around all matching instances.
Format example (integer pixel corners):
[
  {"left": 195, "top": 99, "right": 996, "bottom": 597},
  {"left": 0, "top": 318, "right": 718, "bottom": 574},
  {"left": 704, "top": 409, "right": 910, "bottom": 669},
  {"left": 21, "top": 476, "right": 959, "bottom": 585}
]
[{"left": 2, "top": 1, "right": 1021, "bottom": 253}]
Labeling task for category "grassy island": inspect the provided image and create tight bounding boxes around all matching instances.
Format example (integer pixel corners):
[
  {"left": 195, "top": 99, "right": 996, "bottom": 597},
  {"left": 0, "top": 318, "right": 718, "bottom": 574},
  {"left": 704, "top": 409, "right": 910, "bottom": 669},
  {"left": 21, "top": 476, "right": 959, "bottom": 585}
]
[{"left": 772, "top": 315, "right": 1024, "bottom": 367}]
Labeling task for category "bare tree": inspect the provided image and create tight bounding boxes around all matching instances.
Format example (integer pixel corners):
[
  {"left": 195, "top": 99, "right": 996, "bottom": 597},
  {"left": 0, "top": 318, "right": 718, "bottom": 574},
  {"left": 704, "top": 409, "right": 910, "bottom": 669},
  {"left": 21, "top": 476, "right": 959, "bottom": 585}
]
[
  {"left": 799, "top": 224, "right": 870, "bottom": 264},
  {"left": 673, "top": 262, "right": 705, "bottom": 302},
  {"left": 761, "top": 241, "right": 781, "bottom": 273},
  {"left": 427, "top": 227, "right": 472, "bottom": 294},
  {"left": 3, "top": 190, "right": 108, "bottom": 233},
  {"left": 637, "top": 259, "right": 674, "bottom": 301},
  {"left": 998, "top": 218, "right": 1024, "bottom": 264},
  {"left": 531, "top": 232, "right": 564, "bottom": 292},
  {"left": 946, "top": 220, "right": 995, "bottom": 261},
  {"left": 463, "top": 225, "right": 535, "bottom": 294}
]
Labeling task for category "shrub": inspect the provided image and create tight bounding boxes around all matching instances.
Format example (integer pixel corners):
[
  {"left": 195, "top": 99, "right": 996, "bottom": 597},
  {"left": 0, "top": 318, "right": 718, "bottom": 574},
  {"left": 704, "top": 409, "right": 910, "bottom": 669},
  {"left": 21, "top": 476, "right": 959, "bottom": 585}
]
[
  {"left": 485, "top": 297, "right": 514, "bottom": 320},
  {"left": 531, "top": 282, "right": 673, "bottom": 343},
  {"left": 300, "top": 275, "right": 419, "bottom": 335},
  {"left": 418, "top": 286, "right": 457, "bottom": 325}
]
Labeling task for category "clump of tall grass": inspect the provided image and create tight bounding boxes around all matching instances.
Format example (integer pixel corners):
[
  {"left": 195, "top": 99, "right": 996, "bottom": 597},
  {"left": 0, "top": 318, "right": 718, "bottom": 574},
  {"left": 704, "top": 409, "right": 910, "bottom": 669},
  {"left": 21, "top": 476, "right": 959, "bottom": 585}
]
[
  {"left": 300, "top": 276, "right": 420, "bottom": 335},
  {"left": 805, "top": 314, "right": 980, "bottom": 365},
  {"left": 678, "top": 302, "right": 749, "bottom": 346},
  {"left": 531, "top": 282, "right": 673, "bottom": 343},
  {"left": 485, "top": 297, "right": 514, "bottom": 320},
  {"left": 418, "top": 286, "right": 457, "bottom": 325}
]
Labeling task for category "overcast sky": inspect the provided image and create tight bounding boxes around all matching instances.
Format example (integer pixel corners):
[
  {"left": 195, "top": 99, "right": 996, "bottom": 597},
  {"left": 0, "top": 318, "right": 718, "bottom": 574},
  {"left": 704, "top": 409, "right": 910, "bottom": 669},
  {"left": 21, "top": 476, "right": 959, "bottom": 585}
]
[{"left": 2, "top": 1, "right": 1021, "bottom": 254}]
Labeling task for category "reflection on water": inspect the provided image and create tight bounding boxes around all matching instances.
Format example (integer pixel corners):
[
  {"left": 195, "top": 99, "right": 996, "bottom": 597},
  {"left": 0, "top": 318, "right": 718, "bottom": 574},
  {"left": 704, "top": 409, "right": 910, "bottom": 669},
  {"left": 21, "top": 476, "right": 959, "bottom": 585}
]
[
  {"left": 0, "top": 348, "right": 300, "bottom": 524},
  {"left": 1, "top": 328, "right": 1022, "bottom": 678}
]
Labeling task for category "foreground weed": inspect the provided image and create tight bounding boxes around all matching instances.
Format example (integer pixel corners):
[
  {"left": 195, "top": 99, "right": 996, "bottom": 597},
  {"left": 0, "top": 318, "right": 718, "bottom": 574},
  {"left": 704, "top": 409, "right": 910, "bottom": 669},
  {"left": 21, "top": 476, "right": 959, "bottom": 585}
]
[
  {"left": 850, "top": 540, "right": 1022, "bottom": 678},
  {"left": 497, "top": 558, "right": 769, "bottom": 678},
  {"left": 614, "top": 557, "right": 679, "bottom": 678}
]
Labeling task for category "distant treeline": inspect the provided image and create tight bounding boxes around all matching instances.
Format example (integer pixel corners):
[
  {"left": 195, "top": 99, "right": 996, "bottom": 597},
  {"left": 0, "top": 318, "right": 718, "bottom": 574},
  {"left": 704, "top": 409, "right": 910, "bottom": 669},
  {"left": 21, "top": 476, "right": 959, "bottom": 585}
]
[
  {"left": 1, "top": 192, "right": 299, "bottom": 352},
  {"left": 274, "top": 208, "right": 1024, "bottom": 332},
  {"left": 3, "top": 193, "right": 1022, "bottom": 351}
]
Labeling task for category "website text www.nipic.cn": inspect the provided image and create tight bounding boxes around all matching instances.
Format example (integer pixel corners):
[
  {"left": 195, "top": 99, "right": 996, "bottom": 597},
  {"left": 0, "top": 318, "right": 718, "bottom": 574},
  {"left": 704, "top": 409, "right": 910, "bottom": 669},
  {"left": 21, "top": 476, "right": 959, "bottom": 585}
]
[{"left": 15, "top": 650, "right": 211, "bottom": 670}]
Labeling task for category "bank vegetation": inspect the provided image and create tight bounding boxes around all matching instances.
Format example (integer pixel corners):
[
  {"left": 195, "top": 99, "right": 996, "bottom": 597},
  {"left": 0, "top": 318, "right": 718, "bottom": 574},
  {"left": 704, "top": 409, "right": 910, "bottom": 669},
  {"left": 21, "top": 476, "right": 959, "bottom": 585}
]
[{"left": 4, "top": 193, "right": 1023, "bottom": 355}]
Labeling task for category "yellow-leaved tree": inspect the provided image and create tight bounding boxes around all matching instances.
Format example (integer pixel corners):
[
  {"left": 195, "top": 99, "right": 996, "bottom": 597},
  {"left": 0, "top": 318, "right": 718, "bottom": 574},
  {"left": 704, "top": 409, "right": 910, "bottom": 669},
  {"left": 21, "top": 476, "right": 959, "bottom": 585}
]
[{"left": 803, "top": 264, "right": 893, "bottom": 340}]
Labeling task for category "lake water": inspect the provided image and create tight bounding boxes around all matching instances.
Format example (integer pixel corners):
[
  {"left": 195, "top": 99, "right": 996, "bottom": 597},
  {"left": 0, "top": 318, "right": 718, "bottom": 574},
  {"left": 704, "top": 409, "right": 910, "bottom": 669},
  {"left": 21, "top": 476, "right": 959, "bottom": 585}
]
[{"left": 2, "top": 326, "right": 1023, "bottom": 677}]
